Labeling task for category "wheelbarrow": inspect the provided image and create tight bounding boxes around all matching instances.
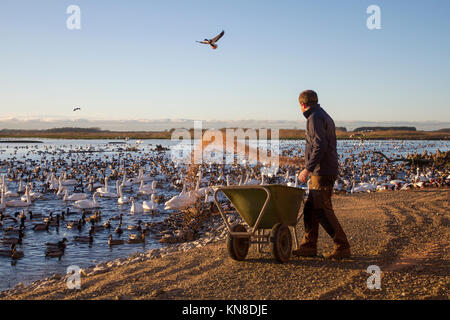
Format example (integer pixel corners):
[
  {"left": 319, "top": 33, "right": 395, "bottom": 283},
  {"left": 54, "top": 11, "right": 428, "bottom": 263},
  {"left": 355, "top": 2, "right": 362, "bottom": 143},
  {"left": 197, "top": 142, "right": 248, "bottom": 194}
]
[{"left": 213, "top": 185, "right": 305, "bottom": 263}]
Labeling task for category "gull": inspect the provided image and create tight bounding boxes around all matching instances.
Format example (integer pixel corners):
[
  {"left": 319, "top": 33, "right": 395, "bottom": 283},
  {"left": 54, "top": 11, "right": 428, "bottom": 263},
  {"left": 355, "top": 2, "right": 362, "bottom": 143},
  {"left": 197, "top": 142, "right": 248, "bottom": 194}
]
[{"left": 196, "top": 30, "right": 225, "bottom": 50}]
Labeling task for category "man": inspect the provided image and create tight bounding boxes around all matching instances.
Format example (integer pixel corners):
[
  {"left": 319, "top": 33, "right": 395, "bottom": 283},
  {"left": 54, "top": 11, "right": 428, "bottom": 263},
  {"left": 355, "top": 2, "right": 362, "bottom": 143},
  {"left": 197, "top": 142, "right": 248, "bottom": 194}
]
[{"left": 294, "top": 90, "right": 351, "bottom": 259}]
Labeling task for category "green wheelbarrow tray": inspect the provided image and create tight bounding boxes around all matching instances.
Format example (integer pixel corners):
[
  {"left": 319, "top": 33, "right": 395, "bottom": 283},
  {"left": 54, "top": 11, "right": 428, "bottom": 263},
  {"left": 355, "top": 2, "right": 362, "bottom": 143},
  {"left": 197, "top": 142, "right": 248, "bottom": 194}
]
[{"left": 213, "top": 184, "right": 305, "bottom": 236}]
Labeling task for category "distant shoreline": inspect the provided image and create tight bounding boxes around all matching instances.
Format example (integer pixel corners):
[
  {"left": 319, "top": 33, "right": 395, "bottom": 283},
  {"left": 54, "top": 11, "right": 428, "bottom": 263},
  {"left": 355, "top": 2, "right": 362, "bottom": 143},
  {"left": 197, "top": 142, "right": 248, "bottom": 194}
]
[{"left": 0, "top": 129, "right": 448, "bottom": 141}]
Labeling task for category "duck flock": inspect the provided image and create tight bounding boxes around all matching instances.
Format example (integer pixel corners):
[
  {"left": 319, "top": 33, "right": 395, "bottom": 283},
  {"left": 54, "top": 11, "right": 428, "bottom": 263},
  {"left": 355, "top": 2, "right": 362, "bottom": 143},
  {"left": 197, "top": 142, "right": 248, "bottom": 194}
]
[{"left": 0, "top": 139, "right": 448, "bottom": 286}]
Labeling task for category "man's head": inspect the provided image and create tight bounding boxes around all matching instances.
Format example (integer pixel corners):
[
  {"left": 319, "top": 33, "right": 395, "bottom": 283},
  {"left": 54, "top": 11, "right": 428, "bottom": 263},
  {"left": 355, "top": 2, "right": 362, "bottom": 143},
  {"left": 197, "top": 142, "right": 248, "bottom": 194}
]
[{"left": 299, "top": 90, "right": 319, "bottom": 113}]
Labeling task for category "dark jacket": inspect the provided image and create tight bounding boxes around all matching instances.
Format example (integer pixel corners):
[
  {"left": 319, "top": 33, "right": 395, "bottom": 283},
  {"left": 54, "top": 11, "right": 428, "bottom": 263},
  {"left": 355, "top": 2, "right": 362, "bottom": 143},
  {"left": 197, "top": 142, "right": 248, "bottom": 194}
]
[{"left": 303, "top": 104, "right": 339, "bottom": 176}]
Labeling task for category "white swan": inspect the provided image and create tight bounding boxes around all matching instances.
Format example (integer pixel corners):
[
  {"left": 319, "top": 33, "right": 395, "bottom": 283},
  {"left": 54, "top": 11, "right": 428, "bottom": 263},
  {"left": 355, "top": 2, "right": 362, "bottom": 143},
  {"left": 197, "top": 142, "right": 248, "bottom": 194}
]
[
  {"left": 60, "top": 174, "right": 78, "bottom": 186},
  {"left": 3, "top": 179, "right": 18, "bottom": 198},
  {"left": 21, "top": 183, "right": 42, "bottom": 201},
  {"left": 130, "top": 197, "right": 144, "bottom": 214},
  {"left": 5, "top": 186, "right": 32, "bottom": 207},
  {"left": 73, "top": 192, "right": 100, "bottom": 209},
  {"left": 121, "top": 170, "right": 133, "bottom": 188},
  {"left": 164, "top": 184, "right": 200, "bottom": 211},
  {"left": 117, "top": 185, "right": 129, "bottom": 205},
  {"left": 99, "top": 180, "right": 119, "bottom": 198},
  {"left": 138, "top": 180, "right": 157, "bottom": 195},
  {"left": 143, "top": 194, "right": 158, "bottom": 212},
  {"left": 96, "top": 177, "right": 109, "bottom": 193},
  {"left": 0, "top": 188, "right": 5, "bottom": 210},
  {"left": 63, "top": 188, "right": 88, "bottom": 201}
]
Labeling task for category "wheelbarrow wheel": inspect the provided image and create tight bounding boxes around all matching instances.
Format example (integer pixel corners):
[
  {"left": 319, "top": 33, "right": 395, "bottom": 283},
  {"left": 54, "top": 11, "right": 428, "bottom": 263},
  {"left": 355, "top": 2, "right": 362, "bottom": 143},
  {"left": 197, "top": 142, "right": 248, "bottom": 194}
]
[
  {"left": 227, "top": 224, "right": 249, "bottom": 261},
  {"left": 270, "top": 223, "right": 292, "bottom": 263}
]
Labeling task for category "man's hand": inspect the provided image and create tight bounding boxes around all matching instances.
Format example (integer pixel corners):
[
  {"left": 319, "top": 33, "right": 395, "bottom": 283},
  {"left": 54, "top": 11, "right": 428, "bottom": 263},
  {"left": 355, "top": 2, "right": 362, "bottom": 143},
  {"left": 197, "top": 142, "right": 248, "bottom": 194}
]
[{"left": 299, "top": 169, "right": 311, "bottom": 183}]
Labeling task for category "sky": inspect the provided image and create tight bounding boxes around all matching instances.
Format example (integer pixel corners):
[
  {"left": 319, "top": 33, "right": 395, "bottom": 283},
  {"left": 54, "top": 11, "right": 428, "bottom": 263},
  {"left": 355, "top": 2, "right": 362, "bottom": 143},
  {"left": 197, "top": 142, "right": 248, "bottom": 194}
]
[{"left": 0, "top": 0, "right": 449, "bottom": 129}]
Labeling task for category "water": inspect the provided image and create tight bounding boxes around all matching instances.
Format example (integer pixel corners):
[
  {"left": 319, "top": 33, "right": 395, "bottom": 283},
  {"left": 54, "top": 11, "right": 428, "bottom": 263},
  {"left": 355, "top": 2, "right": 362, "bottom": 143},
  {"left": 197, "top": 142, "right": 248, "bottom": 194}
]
[{"left": 0, "top": 138, "right": 448, "bottom": 291}]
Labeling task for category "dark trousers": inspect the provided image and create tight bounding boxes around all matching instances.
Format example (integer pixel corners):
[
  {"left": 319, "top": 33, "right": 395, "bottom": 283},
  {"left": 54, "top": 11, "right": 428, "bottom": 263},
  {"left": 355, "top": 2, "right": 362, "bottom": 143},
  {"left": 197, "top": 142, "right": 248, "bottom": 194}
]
[{"left": 301, "top": 175, "right": 350, "bottom": 249}]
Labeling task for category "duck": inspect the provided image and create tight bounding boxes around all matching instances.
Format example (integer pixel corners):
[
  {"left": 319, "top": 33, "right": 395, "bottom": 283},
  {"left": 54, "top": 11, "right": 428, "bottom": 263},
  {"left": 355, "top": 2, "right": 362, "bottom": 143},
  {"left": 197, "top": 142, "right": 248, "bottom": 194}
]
[
  {"left": 73, "top": 229, "right": 94, "bottom": 243},
  {"left": 114, "top": 223, "right": 123, "bottom": 235},
  {"left": 2, "top": 234, "right": 23, "bottom": 245},
  {"left": 103, "top": 219, "right": 111, "bottom": 229},
  {"left": 33, "top": 220, "right": 50, "bottom": 231},
  {"left": 0, "top": 244, "right": 16, "bottom": 257},
  {"left": 73, "top": 192, "right": 100, "bottom": 209},
  {"left": 127, "top": 220, "right": 143, "bottom": 231},
  {"left": 11, "top": 247, "right": 24, "bottom": 259},
  {"left": 127, "top": 231, "right": 145, "bottom": 244},
  {"left": 46, "top": 238, "right": 68, "bottom": 250},
  {"left": 196, "top": 30, "right": 225, "bottom": 50},
  {"left": 45, "top": 248, "right": 65, "bottom": 258},
  {"left": 108, "top": 234, "right": 124, "bottom": 246}
]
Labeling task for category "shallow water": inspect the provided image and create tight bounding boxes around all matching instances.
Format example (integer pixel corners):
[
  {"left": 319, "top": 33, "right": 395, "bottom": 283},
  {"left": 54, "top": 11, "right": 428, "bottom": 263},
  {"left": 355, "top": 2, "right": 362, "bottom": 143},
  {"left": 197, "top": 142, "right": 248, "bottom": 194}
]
[{"left": 0, "top": 138, "right": 448, "bottom": 291}]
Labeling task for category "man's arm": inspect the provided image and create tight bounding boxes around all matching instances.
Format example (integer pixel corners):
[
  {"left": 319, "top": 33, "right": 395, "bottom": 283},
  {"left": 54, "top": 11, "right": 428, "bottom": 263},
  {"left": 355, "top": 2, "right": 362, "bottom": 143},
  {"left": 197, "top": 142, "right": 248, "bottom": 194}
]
[{"left": 305, "top": 115, "right": 327, "bottom": 173}]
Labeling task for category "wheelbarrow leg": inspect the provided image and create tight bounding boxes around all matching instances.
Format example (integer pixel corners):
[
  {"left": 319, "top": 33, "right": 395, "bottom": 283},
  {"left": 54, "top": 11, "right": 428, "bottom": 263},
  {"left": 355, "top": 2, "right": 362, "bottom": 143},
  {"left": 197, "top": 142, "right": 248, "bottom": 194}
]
[{"left": 293, "top": 211, "right": 304, "bottom": 250}]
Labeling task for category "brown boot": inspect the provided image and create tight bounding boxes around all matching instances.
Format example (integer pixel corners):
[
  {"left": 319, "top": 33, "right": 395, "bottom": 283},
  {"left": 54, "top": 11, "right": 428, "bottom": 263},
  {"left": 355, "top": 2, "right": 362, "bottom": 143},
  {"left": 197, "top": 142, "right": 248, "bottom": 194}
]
[
  {"left": 293, "top": 245, "right": 317, "bottom": 257},
  {"left": 323, "top": 246, "right": 351, "bottom": 259}
]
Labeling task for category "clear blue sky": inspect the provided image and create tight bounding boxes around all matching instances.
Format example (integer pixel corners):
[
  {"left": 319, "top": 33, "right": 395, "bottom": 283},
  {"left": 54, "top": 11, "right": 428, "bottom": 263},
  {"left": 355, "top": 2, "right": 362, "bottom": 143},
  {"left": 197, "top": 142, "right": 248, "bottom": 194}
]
[{"left": 0, "top": 0, "right": 449, "bottom": 123}]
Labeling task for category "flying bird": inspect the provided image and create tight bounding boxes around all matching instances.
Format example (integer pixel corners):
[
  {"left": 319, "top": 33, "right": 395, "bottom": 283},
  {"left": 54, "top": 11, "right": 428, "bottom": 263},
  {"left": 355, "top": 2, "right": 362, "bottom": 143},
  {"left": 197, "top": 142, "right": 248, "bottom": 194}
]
[
  {"left": 196, "top": 30, "right": 225, "bottom": 50},
  {"left": 73, "top": 107, "right": 81, "bottom": 112}
]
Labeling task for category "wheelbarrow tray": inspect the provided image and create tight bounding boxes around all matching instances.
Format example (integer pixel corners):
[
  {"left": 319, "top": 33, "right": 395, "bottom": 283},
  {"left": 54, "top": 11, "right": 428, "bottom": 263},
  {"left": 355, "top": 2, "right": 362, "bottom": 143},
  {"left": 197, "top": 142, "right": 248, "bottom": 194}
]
[{"left": 218, "top": 184, "right": 305, "bottom": 230}]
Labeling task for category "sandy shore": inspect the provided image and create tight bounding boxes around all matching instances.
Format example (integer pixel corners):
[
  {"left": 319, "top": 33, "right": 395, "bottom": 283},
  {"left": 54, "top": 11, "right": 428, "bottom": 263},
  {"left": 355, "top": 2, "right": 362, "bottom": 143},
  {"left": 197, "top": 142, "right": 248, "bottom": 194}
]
[{"left": 1, "top": 188, "right": 448, "bottom": 300}]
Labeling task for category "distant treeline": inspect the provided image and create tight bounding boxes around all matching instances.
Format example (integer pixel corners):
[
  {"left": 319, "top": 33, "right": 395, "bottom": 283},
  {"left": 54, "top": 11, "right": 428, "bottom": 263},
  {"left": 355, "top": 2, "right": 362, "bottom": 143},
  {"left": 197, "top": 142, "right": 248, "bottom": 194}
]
[
  {"left": 0, "top": 127, "right": 106, "bottom": 133},
  {"left": 353, "top": 126, "right": 417, "bottom": 132},
  {"left": 435, "top": 128, "right": 450, "bottom": 133}
]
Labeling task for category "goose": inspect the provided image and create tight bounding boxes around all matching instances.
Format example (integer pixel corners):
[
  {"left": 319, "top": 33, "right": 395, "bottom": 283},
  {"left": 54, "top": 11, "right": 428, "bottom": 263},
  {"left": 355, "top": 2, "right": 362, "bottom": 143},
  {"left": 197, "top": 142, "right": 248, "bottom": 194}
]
[
  {"left": 73, "top": 192, "right": 100, "bottom": 209},
  {"left": 63, "top": 188, "right": 88, "bottom": 201},
  {"left": 196, "top": 30, "right": 225, "bottom": 50},
  {"left": 130, "top": 197, "right": 144, "bottom": 214},
  {"left": 117, "top": 185, "right": 129, "bottom": 205},
  {"left": 143, "top": 194, "right": 158, "bottom": 212},
  {"left": 108, "top": 234, "right": 124, "bottom": 246}
]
